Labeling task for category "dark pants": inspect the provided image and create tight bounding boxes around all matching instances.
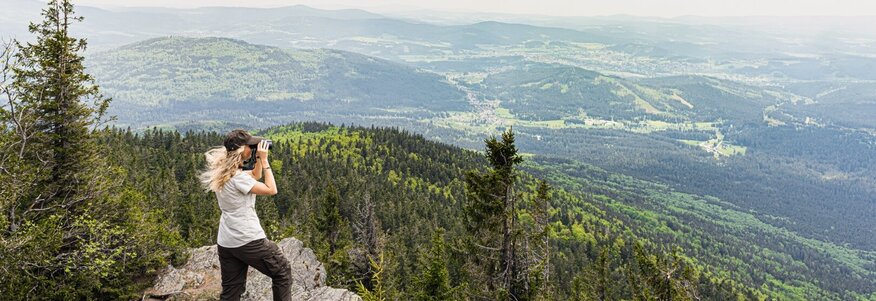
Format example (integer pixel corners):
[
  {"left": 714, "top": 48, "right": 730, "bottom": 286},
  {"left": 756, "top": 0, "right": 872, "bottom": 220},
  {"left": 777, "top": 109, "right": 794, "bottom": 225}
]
[{"left": 217, "top": 238, "right": 293, "bottom": 301}]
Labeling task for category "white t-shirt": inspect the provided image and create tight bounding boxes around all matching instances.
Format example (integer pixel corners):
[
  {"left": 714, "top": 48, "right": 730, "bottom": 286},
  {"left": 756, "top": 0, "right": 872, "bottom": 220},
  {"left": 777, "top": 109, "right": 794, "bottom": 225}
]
[{"left": 216, "top": 169, "right": 267, "bottom": 248}]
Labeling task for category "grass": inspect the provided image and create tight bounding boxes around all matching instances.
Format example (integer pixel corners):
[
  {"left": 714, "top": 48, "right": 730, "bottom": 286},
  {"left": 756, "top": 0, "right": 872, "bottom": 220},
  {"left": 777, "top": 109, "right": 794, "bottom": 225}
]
[
  {"left": 677, "top": 135, "right": 747, "bottom": 158},
  {"left": 679, "top": 139, "right": 702, "bottom": 146},
  {"left": 718, "top": 143, "right": 747, "bottom": 156},
  {"left": 495, "top": 107, "right": 514, "bottom": 119}
]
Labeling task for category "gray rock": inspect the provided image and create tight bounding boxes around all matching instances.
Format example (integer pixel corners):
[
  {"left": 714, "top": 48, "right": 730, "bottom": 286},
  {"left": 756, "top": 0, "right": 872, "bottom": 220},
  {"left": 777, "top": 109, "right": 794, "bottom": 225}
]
[{"left": 145, "top": 237, "right": 362, "bottom": 301}]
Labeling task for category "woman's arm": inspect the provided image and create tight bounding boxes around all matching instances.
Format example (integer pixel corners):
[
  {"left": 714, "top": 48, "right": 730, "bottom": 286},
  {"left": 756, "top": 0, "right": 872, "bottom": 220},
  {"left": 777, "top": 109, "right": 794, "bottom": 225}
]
[
  {"left": 248, "top": 141, "right": 277, "bottom": 196},
  {"left": 251, "top": 157, "right": 263, "bottom": 180}
]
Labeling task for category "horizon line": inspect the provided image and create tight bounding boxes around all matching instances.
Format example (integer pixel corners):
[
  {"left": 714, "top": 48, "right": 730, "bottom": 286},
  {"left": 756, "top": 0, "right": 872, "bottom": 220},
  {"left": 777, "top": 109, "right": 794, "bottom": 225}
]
[{"left": 65, "top": 2, "right": 876, "bottom": 19}]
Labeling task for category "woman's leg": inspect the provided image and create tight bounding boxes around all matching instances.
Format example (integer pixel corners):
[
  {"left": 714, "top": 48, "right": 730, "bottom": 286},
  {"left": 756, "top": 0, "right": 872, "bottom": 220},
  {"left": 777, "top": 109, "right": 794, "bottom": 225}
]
[
  {"left": 218, "top": 244, "right": 249, "bottom": 300},
  {"left": 258, "top": 239, "right": 293, "bottom": 301},
  {"left": 225, "top": 238, "right": 293, "bottom": 301}
]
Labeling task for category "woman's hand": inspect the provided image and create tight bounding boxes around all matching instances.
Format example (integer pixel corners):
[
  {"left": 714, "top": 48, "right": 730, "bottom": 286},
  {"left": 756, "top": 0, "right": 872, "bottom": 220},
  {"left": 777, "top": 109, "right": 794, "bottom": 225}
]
[
  {"left": 256, "top": 140, "right": 269, "bottom": 164},
  {"left": 249, "top": 139, "right": 277, "bottom": 195}
]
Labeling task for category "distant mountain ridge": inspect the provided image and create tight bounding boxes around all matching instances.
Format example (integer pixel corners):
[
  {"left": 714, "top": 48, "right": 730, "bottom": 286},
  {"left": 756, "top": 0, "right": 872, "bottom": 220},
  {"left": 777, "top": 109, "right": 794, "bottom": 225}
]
[{"left": 87, "top": 36, "right": 467, "bottom": 128}]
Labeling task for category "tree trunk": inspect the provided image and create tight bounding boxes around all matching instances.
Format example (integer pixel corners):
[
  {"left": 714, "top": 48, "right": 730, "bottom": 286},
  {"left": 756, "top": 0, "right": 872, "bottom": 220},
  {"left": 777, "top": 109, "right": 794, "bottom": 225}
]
[{"left": 501, "top": 180, "right": 514, "bottom": 297}]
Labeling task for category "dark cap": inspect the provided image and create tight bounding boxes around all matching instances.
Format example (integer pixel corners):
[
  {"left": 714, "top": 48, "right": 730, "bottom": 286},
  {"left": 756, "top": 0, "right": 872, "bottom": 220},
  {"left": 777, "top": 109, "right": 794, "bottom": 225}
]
[{"left": 224, "top": 129, "right": 265, "bottom": 151}]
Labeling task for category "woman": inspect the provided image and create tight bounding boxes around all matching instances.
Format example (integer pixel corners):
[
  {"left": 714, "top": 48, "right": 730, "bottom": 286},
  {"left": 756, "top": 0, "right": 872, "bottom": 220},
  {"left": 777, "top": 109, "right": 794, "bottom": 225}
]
[{"left": 199, "top": 129, "right": 292, "bottom": 301}]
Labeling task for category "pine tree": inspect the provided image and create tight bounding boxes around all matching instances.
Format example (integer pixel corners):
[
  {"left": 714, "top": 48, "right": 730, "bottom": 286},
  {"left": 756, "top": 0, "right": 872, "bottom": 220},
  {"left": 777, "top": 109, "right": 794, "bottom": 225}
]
[
  {"left": 525, "top": 180, "right": 553, "bottom": 300},
  {"left": 630, "top": 243, "right": 700, "bottom": 301},
  {"left": 572, "top": 245, "right": 616, "bottom": 301},
  {"left": 11, "top": 0, "right": 112, "bottom": 215},
  {"left": 462, "top": 127, "right": 524, "bottom": 299},
  {"left": 413, "top": 228, "right": 457, "bottom": 301},
  {"left": 314, "top": 182, "right": 354, "bottom": 288},
  {"left": 317, "top": 182, "right": 347, "bottom": 255},
  {"left": 0, "top": 1, "right": 183, "bottom": 298}
]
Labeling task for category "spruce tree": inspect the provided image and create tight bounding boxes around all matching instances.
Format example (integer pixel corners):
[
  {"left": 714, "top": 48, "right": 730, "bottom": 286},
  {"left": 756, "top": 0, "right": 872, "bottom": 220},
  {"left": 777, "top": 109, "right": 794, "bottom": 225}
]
[
  {"left": 0, "top": 1, "right": 183, "bottom": 298},
  {"left": 413, "top": 228, "right": 456, "bottom": 301},
  {"left": 525, "top": 180, "right": 553, "bottom": 300},
  {"left": 11, "top": 0, "right": 112, "bottom": 214},
  {"left": 630, "top": 243, "right": 700, "bottom": 301},
  {"left": 572, "top": 245, "right": 616, "bottom": 301},
  {"left": 317, "top": 182, "right": 347, "bottom": 255},
  {"left": 462, "top": 127, "right": 524, "bottom": 299},
  {"left": 315, "top": 182, "right": 354, "bottom": 288}
]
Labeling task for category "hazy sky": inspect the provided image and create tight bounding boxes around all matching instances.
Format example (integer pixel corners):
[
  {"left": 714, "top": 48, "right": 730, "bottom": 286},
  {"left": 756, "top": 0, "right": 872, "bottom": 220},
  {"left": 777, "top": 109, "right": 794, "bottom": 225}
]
[{"left": 73, "top": 0, "right": 876, "bottom": 17}]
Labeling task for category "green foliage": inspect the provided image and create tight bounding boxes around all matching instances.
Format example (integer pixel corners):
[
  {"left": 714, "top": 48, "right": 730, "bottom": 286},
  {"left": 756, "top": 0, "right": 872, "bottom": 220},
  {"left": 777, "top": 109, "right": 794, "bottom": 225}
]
[
  {"left": 413, "top": 228, "right": 458, "bottom": 301},
  {"left": 571, "top": 245, "right": 616, "bottom": 301},
  {"left": 317, "top": 183, "right": 348, "bottom": 255},
  {"left": 462, "top": 128, "right": 521, "bottom": 299},
  {"left": 0, "top": 1, "right": 185, "bottom": 299},
  {"left": 356, "top": 252, "right": 388, "bottom": 301},
  {"left": 7, "top": 0, "right": 111, "bottom": 218},
  {"left": 525, "top": 180, "right": 553, "bottom": 300},
  {"left": 5, "top": 114, "right": 846, "bottom": 300},
  {"left": 628, "top": 244, "right": 699, "bottom": 301},
  {"left": 524, "top": 156, "right": 876, "bottom": 300},
  {"left": 313, "top": 183, "right": 357, "bottom": 288},
  {"left": 96, "top": 121, "right": 809, "bottom": 300},
  {"left": 461, "top": 128, "right": 558, "bottom": 300}
]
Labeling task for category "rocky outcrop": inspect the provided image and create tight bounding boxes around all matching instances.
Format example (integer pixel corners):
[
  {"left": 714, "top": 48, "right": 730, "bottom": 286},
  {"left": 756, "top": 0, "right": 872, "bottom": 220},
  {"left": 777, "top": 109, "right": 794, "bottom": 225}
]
[{"left": 144, "top": 237, "right": 361, "bottom": 301}]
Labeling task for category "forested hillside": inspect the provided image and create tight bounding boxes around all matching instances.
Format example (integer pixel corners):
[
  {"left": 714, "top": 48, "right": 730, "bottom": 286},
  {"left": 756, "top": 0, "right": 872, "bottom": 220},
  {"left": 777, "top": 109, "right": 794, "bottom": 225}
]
[
  {"left": 478, "top": 65, "right": 773, "bottom": 123},
  {"left": 93, "top": 120, "right": 874, "bottom": 300},
  {"left": 86, "top": 37, "right": 468, "bottom": 129},
  {"left": 102, "top": 122, "right": 772, "bottom": 300}
]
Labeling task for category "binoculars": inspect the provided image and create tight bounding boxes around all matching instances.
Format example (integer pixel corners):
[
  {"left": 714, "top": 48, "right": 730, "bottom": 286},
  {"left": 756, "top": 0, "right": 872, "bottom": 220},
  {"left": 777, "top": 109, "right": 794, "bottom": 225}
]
[{"left": 242, "top": 140, "right": 272, "bottom": 171}]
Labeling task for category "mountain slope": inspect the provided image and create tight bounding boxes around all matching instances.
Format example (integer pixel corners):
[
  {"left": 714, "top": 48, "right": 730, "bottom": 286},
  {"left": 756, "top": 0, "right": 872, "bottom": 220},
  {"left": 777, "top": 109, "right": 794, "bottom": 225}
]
[
  {"left": 87, "top": 37, "right": 468, "bottom": 128},
  {"left": 525, "top": 156, "right": 876, "bottom": 300},
  {"left": 479, "top": 64, "right": 775, "bottom": 123},
  {"left": 106, "top": 122, "right": 874, "bottom": 300}
]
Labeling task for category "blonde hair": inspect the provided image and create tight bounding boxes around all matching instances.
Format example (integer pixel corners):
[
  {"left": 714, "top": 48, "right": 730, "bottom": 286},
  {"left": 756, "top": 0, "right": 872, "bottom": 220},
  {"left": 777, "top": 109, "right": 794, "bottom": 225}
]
[{"left": 199, "top": 146, "right": 246, "bottom": 192}]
